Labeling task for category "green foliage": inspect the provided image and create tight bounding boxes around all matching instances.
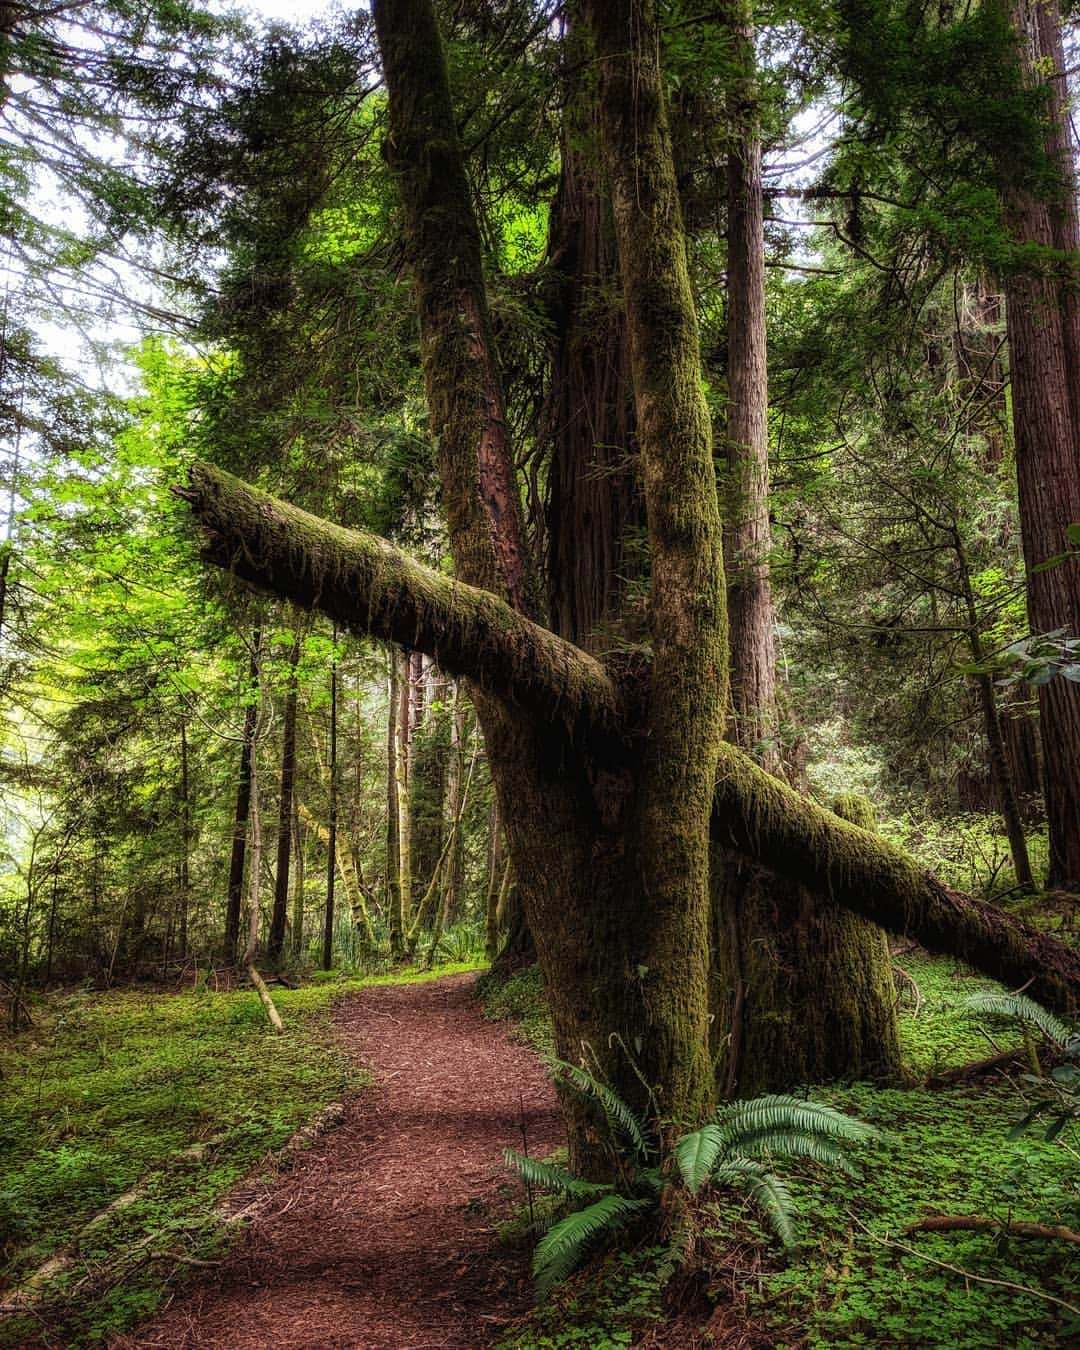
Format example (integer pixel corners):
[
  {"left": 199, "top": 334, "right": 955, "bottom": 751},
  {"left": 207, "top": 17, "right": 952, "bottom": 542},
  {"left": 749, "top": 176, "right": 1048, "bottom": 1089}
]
[
  {"left": 964, "top": 992, "right": 1079, "bottom": 1145},
  {"left": 478, "top": 965, "right": 555, "bottom": 1055},
  {"left": 506, "top": 1065, "right": 874, "bottom": 1298}
]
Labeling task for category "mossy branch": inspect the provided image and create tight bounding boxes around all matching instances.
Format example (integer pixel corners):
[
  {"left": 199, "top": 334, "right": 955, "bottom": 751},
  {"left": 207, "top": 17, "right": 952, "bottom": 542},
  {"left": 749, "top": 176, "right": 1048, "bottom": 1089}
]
[
  {"left": 175, "top": 462, "right": 621, "bottom": 741},
  {"left": 712, "top": 745, "right": 1080, "bottom": 1015}
]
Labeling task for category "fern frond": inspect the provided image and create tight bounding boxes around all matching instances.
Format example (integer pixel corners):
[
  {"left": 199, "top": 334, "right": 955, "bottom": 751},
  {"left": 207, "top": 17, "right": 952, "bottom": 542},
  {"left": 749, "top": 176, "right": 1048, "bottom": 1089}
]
[
  {"left": 717, "top": 1095, "right": 877, "bottom": 1150},
  {"left": 674, "top": 1123, "right": 726, "bottom": 1195},
  {"left": 532, "top": 1193, "right": 653, "bottom": 1297},
  {"left": 711, "top": 1158, "right": 798, "bottom": 1248},
  {"left": 725, "top": 1129, "right": 860, "bottom": 1175},
  {"left": 549, "top": 1059, "right": 651, "bottom": 1158},
  {"left": 964, "top": 992, "right": 1073, "bottom": 1049},
  {"left": 503, "top": 1149, "right": 614, "bottom": 1199}
]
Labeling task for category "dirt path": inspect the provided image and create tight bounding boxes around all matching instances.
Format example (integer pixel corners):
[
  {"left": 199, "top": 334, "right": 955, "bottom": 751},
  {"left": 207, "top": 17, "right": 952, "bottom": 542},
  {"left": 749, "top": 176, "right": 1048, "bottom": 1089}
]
[{"left": 127, "top": 974, "right": 563, "bottom": 1349}]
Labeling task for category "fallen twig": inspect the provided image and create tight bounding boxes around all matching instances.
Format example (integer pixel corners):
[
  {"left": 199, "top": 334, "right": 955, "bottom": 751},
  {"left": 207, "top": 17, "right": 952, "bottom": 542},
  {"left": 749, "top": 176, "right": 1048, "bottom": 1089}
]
[{"left": 849, "top": 1211, "right": 1080, "bottom": 1317}]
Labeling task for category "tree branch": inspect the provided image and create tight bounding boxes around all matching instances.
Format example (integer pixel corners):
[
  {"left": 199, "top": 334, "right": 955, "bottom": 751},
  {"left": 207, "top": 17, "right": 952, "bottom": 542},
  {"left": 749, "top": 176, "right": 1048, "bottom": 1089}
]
[
  {"left": 712, "top": 745, "right": 1080, "bottom": 1015},
  {"left": 175, "top": 462, "right": 622, "bottom": 741}
]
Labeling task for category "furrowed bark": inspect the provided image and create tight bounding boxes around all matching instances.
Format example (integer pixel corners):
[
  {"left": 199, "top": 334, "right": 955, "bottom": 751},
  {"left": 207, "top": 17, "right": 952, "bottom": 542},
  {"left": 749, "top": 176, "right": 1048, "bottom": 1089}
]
[
  {"left": 1000, "top": 0, "right": 1080, "bottom": 890},
  {"left": 177, "top": 463, "right": 621, "bottom": 741},
  {"left": 712, "top": 745, "right": 1080, "bottom": 1013},
  {"left": 722, "top": 0, "right": 779, "bottom": 771}
]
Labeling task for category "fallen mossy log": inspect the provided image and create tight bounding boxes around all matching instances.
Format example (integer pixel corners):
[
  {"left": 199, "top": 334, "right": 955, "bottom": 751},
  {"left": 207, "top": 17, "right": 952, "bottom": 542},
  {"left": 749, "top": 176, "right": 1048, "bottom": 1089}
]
[
  {"left": 175, "top": 462, "right": 622, "bottom": 744},
  {"left": 711, "top": 744, "right": 1080, "bottom": 1015}
]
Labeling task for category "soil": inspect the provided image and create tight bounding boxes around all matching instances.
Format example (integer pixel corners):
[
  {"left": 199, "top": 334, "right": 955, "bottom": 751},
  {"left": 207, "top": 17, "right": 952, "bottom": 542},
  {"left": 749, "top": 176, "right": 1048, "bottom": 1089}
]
[{"left": 123, "top": 973, "right": 564, "bottom": 1349}]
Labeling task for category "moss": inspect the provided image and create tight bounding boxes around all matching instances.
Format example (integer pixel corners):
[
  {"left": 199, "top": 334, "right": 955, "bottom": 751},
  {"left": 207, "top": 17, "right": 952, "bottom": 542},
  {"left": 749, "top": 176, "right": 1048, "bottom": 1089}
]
[
  {"left": 181, "top": 462, "right": 622, "bottom": 745},
  {"left": 713, "top": 744, "right": 1080, "bottom": 1014}
]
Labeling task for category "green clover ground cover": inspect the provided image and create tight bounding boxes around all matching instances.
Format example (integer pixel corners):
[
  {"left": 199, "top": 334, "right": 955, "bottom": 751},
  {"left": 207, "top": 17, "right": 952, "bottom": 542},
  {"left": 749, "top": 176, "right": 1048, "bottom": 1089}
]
[{"left": 0, "top": 963, "right": 481, "bottom": 1346}]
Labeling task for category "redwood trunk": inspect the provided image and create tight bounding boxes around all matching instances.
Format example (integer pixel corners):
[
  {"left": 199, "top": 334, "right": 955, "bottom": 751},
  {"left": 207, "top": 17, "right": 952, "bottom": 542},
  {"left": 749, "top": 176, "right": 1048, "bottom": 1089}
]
[
  {"left": 723, "top": 0, "right": 778, "bottom": 769},
  {"left": 1002, "top": 0, "right": 1080, "bottom": 891}
]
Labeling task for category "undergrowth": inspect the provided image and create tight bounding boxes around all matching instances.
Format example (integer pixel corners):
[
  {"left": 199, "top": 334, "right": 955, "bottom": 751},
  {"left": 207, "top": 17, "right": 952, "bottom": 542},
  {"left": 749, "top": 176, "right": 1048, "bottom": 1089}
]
[
  {"left": 0, "top": 962, "right": 479, "bottom": 1347},
  {"left": 482, "top": 958, "right": 1078, "bottom": 1347}
]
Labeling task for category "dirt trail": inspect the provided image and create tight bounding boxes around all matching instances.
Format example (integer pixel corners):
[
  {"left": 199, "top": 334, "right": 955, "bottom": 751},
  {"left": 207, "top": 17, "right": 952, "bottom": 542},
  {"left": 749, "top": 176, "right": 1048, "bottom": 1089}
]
[{"left": 127, "top": 973, "right": 563, "bottom": 1349}]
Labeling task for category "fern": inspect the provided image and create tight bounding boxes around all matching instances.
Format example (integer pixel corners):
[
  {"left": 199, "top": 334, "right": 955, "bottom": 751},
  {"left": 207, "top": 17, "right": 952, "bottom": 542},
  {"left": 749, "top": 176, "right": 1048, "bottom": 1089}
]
[
  {"left": 549, "top": 1059, "right": 651, "bottom": 1158},
  {"left": 532, "top": 1193, "right": 653, "bottom": 1296},
  {"left": 716, "top": 1094, "right": 878, "bottom": 1150},
  {"left": 503, "top": 1149, "right": 613, "bottom": 1199},
  {"left": 508, "top": 1071, "right": 874, "bottom": 1298},
  {"left": 674, "top": 1123, "right": 725, "bottom": 1195},
  {"left": 964, "top": 991, "right": 1073, "bottom": 1048},
  {"left": 712, "top": 1158, "right": 798, "bottom": 1247}
]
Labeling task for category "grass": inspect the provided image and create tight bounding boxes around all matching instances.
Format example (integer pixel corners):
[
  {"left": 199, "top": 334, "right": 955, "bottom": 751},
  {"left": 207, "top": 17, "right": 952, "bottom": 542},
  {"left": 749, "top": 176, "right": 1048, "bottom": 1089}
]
[
  {"left": 482, "top": 956, "right": 1079, "bottom": 1348},
  {"left": 0, "top": 960, "right": 484, "bottom": 1347}
]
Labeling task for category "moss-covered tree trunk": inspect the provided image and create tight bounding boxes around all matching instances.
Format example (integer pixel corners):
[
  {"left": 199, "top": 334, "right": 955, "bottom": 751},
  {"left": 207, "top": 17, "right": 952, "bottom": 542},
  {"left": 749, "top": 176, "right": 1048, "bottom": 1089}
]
[
  {"left": 179, "top": 0, "right": 1080, "bottom": 1171},
  {"left": 586, "top": 0, "right": 727, "bottom": 1129},
  {"left": 712, "top": 794, "right": 899, "bottom": 1095}
]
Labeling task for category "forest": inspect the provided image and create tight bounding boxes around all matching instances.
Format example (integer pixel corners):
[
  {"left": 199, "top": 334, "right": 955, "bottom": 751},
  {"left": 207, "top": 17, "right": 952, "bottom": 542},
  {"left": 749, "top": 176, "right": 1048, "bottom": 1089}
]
[{"left": 0, "top": 0, "right": 1078, "bottom": 1342}]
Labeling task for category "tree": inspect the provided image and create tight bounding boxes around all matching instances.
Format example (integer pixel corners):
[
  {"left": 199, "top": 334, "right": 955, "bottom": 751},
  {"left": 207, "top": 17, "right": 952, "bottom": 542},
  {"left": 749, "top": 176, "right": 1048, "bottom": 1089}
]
[
  {"left": 177, "top": 0, "right": 1080, "bottom": 1168},
  {"left": 997, "top": 0, "right": 1080, "bottom": 891}
]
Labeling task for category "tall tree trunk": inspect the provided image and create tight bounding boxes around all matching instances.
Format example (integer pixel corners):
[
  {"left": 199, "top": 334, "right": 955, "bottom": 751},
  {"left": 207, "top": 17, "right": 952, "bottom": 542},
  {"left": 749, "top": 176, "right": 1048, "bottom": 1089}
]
[
  {"left": 386, "top": 652, "right": 405, "bottom": 960},
  {"left": 588, "top": 0, "right": 727, "bottom": 1129},
  {"left": 321, "top": 633, "right": 338, "bottom": 971},
  {"left": 269, "top": 625, "right": 302, "bottom": 959},
  {"left": 440, "top": 683, "right": 465, "bottom": 927},
  {"left": 484, "top": 800, "right": 504, "bottom": 960},
  {"left": 543, "top": 80, "right": 643, "bottom": 648},
  {"left": 395, "top": 646, "right": 413, "bottom": 934},
  {"left": 177, "top": 717, "right": 190, "bottom": 962},
  {"left": 244, "top": 727, "right": 284, "bottom": 1034},
  {"left": 711, "top": 0, "right": 900, "bottom": 1089},
  {"left": 954, "top": 528, "right": 1036, "bottom": 890},
  {"left": 225, "top": 630, "right": 260, "bottom": 961},
  {"left": 1000, "top": 0, "right": 1080, "bottom": 890},
  {"left": 291, "top": 805, "right": 305, "bottom": 956},
  {"left": 722, "top": 0, "right": 779, "bottom": 772}
]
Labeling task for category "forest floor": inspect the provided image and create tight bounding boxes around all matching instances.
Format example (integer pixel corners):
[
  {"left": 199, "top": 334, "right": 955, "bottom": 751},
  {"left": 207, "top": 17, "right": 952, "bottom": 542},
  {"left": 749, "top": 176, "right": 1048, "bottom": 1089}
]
[{"left": 120, "top": 972, "right": 565, "bottom": 1349}]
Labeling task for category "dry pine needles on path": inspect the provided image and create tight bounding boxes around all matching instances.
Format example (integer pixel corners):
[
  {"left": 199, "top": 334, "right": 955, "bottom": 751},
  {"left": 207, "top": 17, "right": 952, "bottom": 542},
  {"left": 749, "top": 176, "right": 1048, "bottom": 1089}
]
[{"left": 125, "top": 974, "right": 562, "bottom": 1349}]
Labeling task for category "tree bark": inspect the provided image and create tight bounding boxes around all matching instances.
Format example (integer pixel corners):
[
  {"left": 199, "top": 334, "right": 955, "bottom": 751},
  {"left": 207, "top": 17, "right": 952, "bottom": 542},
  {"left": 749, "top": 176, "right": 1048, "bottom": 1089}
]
[
  {"left": 225, "top": 630, "right": 260, "bottom": 961},
  {"left": 321, "top": 635, "right": 338, "bottom": 971},
  {"left": 588, "top": 0, "right": 728, "bottom": 1128},
  {"left": 269, "top": 625, "right": 302, "bottom": 960},
  {"left": 722, "top": 0, "right": 779, "bottom": 771},
  {"left": 395, "top": 646, "right": 413, "bottom": 935},
  {"left": 177, "top": 717, "right": 190, "bottom": 962},
  {"left": 542, "top": 60, "right": 643, "bottom": 649},
  {"left": 243, "top": 705, "right": 284, "bottom": 1034},
  {"left": 1000, "top": 0, "right": 1080, "bottom": 890},
  {"left": 386, "top": 652, "right": 405, "bottom": 961}
]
